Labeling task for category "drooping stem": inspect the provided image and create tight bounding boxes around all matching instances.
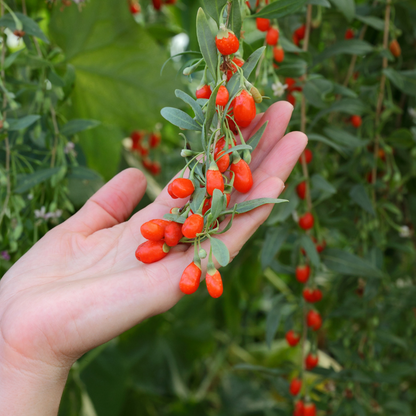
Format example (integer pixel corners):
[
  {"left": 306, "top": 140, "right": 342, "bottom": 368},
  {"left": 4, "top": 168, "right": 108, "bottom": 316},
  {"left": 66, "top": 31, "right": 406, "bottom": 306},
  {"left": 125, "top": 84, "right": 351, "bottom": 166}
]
[{"left": 50, "top": 106, "right": 60, "bottom": 168}]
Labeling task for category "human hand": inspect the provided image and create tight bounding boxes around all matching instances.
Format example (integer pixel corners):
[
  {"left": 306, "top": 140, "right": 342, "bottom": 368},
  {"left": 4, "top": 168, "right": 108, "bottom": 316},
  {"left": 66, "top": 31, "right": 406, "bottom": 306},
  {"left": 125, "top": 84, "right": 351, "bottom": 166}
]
[{"left": 0, "top": 102, "right": 306, "bottom": 415}]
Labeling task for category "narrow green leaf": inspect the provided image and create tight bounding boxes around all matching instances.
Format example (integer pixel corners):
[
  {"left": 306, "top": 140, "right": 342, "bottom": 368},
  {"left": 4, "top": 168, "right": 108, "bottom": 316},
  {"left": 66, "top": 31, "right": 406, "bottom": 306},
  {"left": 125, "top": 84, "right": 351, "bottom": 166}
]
[
  {"left": 329, "top": 0, "right": 355, "bottom": 21},
  {"left": 280, "top": 36, "right": 304, "bottom": 53},
  {"left": 261, "top": 225, "right": 290, "bottom": 269},
  {"left": 247, "top": 121, "right": 268, "bottom": 151},
  {"left": 235, "top": 198, "right": 288, "bottom": 214},
  {"left": 7, "top": 115, "right": 41, "bottom": 131},
  {"left": 210, "top": 237, "right": 230, "bottom": 267},
  {"left": 252, "top": 0, "right": 307, "bottom": 18},
  {"left": 308, "top": 133, "right": 346, "bottom": 154},
  {"left": 300, "top": 234, "right": 320, "bottom": 267},
  {"left": 383, "top": 68, "right": 416, "bottom": 97},
  {"left": 303, "top": 78, "right": 334, "bottom": 109},
  {"left": 332, "top": 83, "right": 357, "bottom": 98},
  {"left": 202, "top": 0, "right": 227, "bottom": 24},
  {"left": 67, "top": 166, "right": 103, "bottom": 181},
  {"left": 323, "top": 127, "right": 365, "bottom": 149},
  {"left": 175, "top": 90, "right": 205, "bottom": 124},
  {"left": 3, "top": 49, "right": 23, "bottom": 69},
  {"left": 0, "top": 12, "right": 49, "bottom": 43},
  {"left": 229, "top": 0, "right": 242, "bottom": 39},
  {"left": 216, "top": 144, "right": 252, "bottom": 159},
  {"left": 161, "top": 107, "right": 202, "bottom": 131},
  {"left": 196, "top": 8, "right": 218, "bottom": 80},
  {"left": 314, "top": 40, "right": 373, "bottom": 65},
  {"left": 160, "top": 51, "right": 202, "bottom": 75},
  {"left": 61, "top": 119, "right": 101, "bottom": 136},
  {"left": 15, "top": 167, "right": 61, "bottom": 193},
  {"left": 210, "top": 189, "right": 225, "bottom": 221},
  {"left": 204, "top": 84, "right": 221, "bottom": 140},
  {"left": 311, "top": 174, "right": 337, "bottom": 194},
  {"left": 355, "top": 15, "right": 385, "bottom": 30},
  {"left": 308, "top": 0, "right": 331, "bottom": 6},
  {"left": 163, "top": 214, "right": 186, "bottom": 224},
  {"left": 349, "top": 184, "right": 375, "bottom": 216}
]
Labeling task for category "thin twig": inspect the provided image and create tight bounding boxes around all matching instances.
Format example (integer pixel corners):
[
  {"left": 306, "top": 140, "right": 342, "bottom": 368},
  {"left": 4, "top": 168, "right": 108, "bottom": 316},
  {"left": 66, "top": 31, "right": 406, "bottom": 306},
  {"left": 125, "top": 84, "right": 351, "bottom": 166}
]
[
  {"left": 343, "top": 26, "right": 368, "bottom": 87},
  {"left": 50, "top": 106, "right": 60, "bottom": 168}
]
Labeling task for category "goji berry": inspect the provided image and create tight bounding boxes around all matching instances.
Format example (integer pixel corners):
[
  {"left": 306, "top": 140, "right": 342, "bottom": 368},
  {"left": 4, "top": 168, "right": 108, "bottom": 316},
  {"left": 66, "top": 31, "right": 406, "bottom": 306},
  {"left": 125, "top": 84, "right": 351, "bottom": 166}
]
[
  {"left": 294, "top": 400, "right": 304, "bottom": 416},
  {"left": 296, "top": 181, "right": 306, "bottom": 199},
  {"left": 287, "top": 93, "right": 296, "bottom": 106},
  {"left": 230, "top": 156, "right": 253, "bottom": 193},
  {"left": 143, "top": 158, "right": 153, "bottom": 171},
  {"left": 299, "top": 212, "right": 314, "bottom": 230},
  {"left": 351, "top": 114, "right": 362, "bottom": 128},
  {"left": 296, "top": 265, "right": 310, "bottom": 283},
  {"left": 307, "top": 310, "right": 322, "bottom": 331},
  {"left": 171, "top": 178, "right": 195, "bottom": 198},
  {"left": 150, "top": 161, "right": 161, "bottom": 175},
  {"left": 150, "top": 132, "right": 161, "bottom": 148},
  {"left": 196, "top": 84, "right": 212, "bottom": 99},
  {"left": 292, "top": 32, "right": 300, "bottom": 46},
  {"left": 152, "top": 0, "right": 162, "bottom": 10},
  {"left": 131, "top": 130, "right": 143, "bottom": 149},
  {"left": 285, "top": 330, "right": 301, "bottom": 347},
  {"left": 225, "top": 193, "right": 231, "bottom": 207},
  {"left": 215, "top": 137, "right": 235, "bottom": 173},
  {"left": 168, "top": 182, "right": 179, "bottom": 199},
  {"left": 206, "top": 161, "right": 224, "bottom": 196},
  {"left": 304, "top": 403, "right": 316, "bottom": 416},
  {"left": 313, "top": 288, "right": 322, "bottom": 302},
  {"left": 305, "top": 353, "right": 319, "bottom": 370},
  {"left": 215, "top": 28, "right": 239, "bottom": 55},
  {"left": 303, "top": 288, "right": 316, "bottom": 303},
  {"left": 285, "top": 77, "right": 296, "bottom": 91},
  {"left": 206, "top": 269, "right": 223, "bottom": 298},
  {"left": 273, "top": 46, "right": 284, "bottom": 62},
  {"left": 216, "top": 85, "right": 229, "bottom": 107},
  {"left": 289, "top": 378, "right": 302, "bottom": 396},
  {"left": 266, "top": 27, "right": 279, "bottom": 45},
  {"left": 164, "top": 221, "right": 183, "bottom": 246},
  {"left": 232, "top": 90, "right": 256, "bottom": 128},
  {"left": 135, "top": 240, "right": 170, "bottom": 263},
  {"left": 299, "top": 148, "right": 312, "bottom": 164},
  {"left": 295, "top": 24, "right": 306, "bottom": 40},
  {"left": 256, "top": 18, "right": 270, "bottom": 32},
  {"left": 141, "top": 220, "right": 165, "bottom": 241},
  {"left": 345, "top": 28, "right": 354, "bottom": 39},
  {"left": 313, "top": 237, "right": 326, "bottom": 253},
  {"left": 226, "top": 57, "right": 244, "bottom": 81},
  {"left": 389, "top": 39, "right": 401, "bottom": 57},
  {"left": 138, "top": 143, "right": 149, "bottom": 157},
  {"left": 179, "top": 262, "right": 202, "bottom": 295},
  {"left": 182, "top": 213, "right": 204, "bottom": 238},
  {"left": 165, "top": 0, "right": 176, "bottom": 4},
  {"left": 130, "top": 2, "right": 140, "bottom": 14}
]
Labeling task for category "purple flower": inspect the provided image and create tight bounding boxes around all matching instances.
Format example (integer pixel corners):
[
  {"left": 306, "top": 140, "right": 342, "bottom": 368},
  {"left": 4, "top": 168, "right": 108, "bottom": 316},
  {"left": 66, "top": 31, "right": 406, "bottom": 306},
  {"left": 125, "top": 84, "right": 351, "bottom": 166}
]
[{"left": 1, "top": 251, "right": 10, "bottom": 261}]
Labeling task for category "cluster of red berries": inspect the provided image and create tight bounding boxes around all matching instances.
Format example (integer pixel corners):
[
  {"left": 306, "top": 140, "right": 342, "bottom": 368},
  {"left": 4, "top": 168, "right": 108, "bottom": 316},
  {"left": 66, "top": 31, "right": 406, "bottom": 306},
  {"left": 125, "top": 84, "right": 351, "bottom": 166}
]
[
  {"left": 255, "top": 17, "right": 284, "bottom": 63},
  {"left": 129, "top": 0, "right": 176, "bottom": 14},
  {"left": 129, "top": 130, "right": 162, "bottom": 175},
  {"left": 285, "top": 77, "right": 303, "bottom": 107},
  {"left": 136, "top": 15, "right": 263, "bottom": 299}
]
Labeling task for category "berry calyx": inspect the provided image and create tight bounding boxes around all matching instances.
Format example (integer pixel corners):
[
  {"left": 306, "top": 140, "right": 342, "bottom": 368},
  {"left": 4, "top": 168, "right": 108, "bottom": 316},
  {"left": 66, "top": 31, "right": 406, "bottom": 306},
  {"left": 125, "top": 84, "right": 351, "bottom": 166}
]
[
  {"left": 164, "top": 221, "right": 183, "bottom": 246},
  {"left": 206, "top": 161, "right": 225, "bottom": 196},
  {"left": 170, "top": 178, "right": 195, "bottom": 198},
  {"left": 232, "top": 90, "right": 256, "bottom": 128},
  {"left": 350, "top": 115, "right": 362, "bottom": 128},
  {"left": 206, "top": 269, "right": 223, "bottom": 298},
  {"left": 289, "top": 378, "right": 302, "bottom": 396},
  {"left": 215, "top": 28, "right": 239, "bottom": 55},
  {"left": 182, "top": 214, "right": 204, "bottom": 238},
  {"left": 389, "top": 39, "right": 401, "bottom": 58},
  {"left": 296, "top": 265, "right": 310, "bottom": 283},
  {"left": 266, "top": 27, "right": 279, "bottom": 45},
  {"left": 179, "top": 262, "right": 202, "bottom": 295},
  {"left": 299, "top": 148, "right": 313, "bottom": 164},
  {"left": 285, "top": 330, "right": 301, "bottom": 347},
  {"left": 135, "top": 240, "right": 170, "bottom": 264},
  {"left": 273, "top": 46, "right": 285, "bottom": 62},
  {"left": 256, "top": 17, "right": 270, "bottom": 32},
  {"left": 299, "top": 212, "right": 314, "bottom": 230},
  {"left": 230, "top": 154, "right": 253, "bottom": 194},
  {"left": 216, "top": 85, "right": 229, "bottom": 107},
  {"left": 296, "top": 181, "right": 306, "bottom": 199},
  {"left": 307, "top": 310, "right": 322, "bottom": 331},
  {"left": 196, "top": 84, "right": 212, "bottom": 99},
  {"left": 305, "top": 353, "right": 319, "bottom": 370}
]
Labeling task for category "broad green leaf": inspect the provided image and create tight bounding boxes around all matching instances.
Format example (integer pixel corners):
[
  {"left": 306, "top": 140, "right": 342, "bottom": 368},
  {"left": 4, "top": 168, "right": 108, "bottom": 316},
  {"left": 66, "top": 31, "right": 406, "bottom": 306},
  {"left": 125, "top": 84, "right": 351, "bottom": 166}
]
[
  {"left": 349, "top": 184, "right": 375, "bottom": 216},
  {"left": 235, "top": 198, "right": 288, "bottom": 214},
  {"left": 303, "top": 78, "right": 334, "bottom": 108},
  {"left": 210, "top": 237, "right": 230, "bottom": 267},
  {"left": 252, "top": 0, "right": 307, "bottom": 18},
  {"left": 190, "top": 187, "right": 206, "bottom": 214},
  {"left": 161, "top": 107, "right": 202, "bottom": 131},
  {"left": 229, "top": 0, "right": 242, "bottom": 40},
  {"left": 202, "top": 0, "right": 227, "bottom": 25},
  {"left": 61, "top": 119, "right": 101, "bottom": 137},
  {"left": 311, "top": 173, "right": 336, "bottom": 194},
  {"left": 247, "top": 121, "right": 268, "bottom": 151},
  {"left": 163, "top": 214, "right": 186, "bottom": 224},
  {"left": 329, "top": 0, "right": 355, "bottom": 21},
  {"left": 383, "top": 68, "right": 416, "bottom": 97},
  {"left": 387, "top": 128, "right": 415, "bottom": 149},
  {"left": 261, "top": 225, "right": 290, "bottom": 269},
  {"left": 7, "top": 115, "right": 40, "bottom": 131},
  {"left": 300, "top": 234, "right": 320, "bottom": 267},
  {"left": 0, "top": 12, "right": 49, "bottom": 43},
  {"left": 14, "top": 167, "right": 61, "bottom": 193},
  {"left": 314, "top": 40, "right": 373, "bottom": 65},
  {"left": 322, "top": 248, "right": 383, "bottom": 278},
  {"left": 196, "top": 8, "right": 218, "bottom": 80},
  {"left": 355, "top": 15, "right": 385, "bottom": 30},
  {"left": 175, "top": 90, "right": 205, "bottom": 124}
]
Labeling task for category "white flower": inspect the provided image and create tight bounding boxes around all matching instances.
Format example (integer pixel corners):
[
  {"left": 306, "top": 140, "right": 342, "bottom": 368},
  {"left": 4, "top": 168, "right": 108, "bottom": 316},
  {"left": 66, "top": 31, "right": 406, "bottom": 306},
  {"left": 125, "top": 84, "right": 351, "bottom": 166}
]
[
  {"left": 408, "top": 108, "right": 416, "bottom": 120},
  {"left": 34, "top": 206, "right": 46, "bottom": 219},
  {"left": 399, "top": 225, "right": 411, "bottom": 238},
  {"left": 27, "top": 193, "right": 33, "bottom": 200},
  {"left": 64, "top": 142, "right": 75, "bottom": 154},
  {"left": 271, "top": 81, "right": 287, "bottom": 97}
]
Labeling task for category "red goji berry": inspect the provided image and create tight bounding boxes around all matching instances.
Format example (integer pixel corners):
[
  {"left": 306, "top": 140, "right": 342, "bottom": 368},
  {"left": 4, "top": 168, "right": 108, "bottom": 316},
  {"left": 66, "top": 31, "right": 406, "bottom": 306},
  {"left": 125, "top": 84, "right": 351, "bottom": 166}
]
[
  {"left": 256, "top": 18, "right": 270, "bottom": 32},
  {"left": 304, "top": 403, "right": 316, "bottom": 416},
  {"left": 230, "top": 156, "right": 253, "bottom": 194},
  {"left": 196, "top": 84, "right": 212, "bottom": 99},
  {"left": 214, "top": 137, "right": 235, "bottom": 173},
  {"left": 179, "top": 262, "right": 202, "bottom": 295},
  {"left": 285, "top": 330, "right": 301, "bottom": 347},
  {"left": 294, "top": 400, "right": 304, "bottom": 416},
  {"left": 216, "top": 85, "right": 229, "bottom": 107},
  {"left": 295, "top": 24, "right": 306, "bottom": 40},
  {"left": 206, "top": 269, "right": 223, "bottom": 298},
  {"left": 182, "top": 214, "right": 204, "bottom": 238},
  {"left": 345, "top": 28, "right": 354, "bottom": 39},
  {"left": 307, "top": 310, "right": 322, "bottom": 331},
  {"left": 152, "top": 0, "right": 162, "bottom": 10},
  {"left": 150, "top": 132, "right": 161, "bottom": 148},
  {"left": 164, "top": 221, "right": 183, "bottom": 246},
  {"left": 389, "top": 39, "right": 401, "bottom": 57},
  {"left": 289, "top": 378, "right": 302, "bottom": 396},
  {"left": 142, "top": 158, "right": 153, "bottom": 171},
  {"left": 313, "top": 288, "right": 322, "bottom": 302},
  {"left": 226, "top": 57, "right": 244, "bottom": 81},
  {"left": 206, "top": 161, "right": 224, "bottom": 196},
  {"left": 296, "top": 265, "right": 310, "bottom": 283},
  {"left": 287, "top": 93, "right": 296, "bottom": 106},
  {"left": 296, "top": 181, "right": 306, "bottom": 199},
  {"left": 266, "top": 27, "right": 279, "bottom": 45},
  {"left": 292, "top": 32, "right": 300, "bottom": 46},
  {"left": 299, "top": 212, "right": 314, "bottom": 230},
  {"left": 130, "top": 2, "right": 140, "bottom": 14},
  {"left": 150, "top": 161, "right": 161, "bottom": 175},
  {"left": 168, "top": 182, "right": 179, "bottom": 199},
  {"left": 299, "top": 148, "right": 312, "bottom": 164},
  {"left": 135, "top": 240, "right": 170, "bottom": 264},
  {"left": 215, "top": 28, "right": 239, "bottom": 55},
  {"left": 232, "top": 90, "right": 256, "bottom": 128},
  {"left": 273, "top": 46, "right": 284, "bottom": 62},
  {"left": 226, "top": 193, "right": 231, "bottom": 207},
  {"left": 170, "top": 178, "right": 195, "bottom": 198},
  {"left": 303, "top": 288, "right": 316, "bottom": 303},
  {"left": 305, "top": 353, "right": 319, "bottom": 370},
  {"left": 350, "top": 115, "right": 362, "bottom": 128},
  {"left": 140, "top": 220, "right": 165, "bottom": 241}
]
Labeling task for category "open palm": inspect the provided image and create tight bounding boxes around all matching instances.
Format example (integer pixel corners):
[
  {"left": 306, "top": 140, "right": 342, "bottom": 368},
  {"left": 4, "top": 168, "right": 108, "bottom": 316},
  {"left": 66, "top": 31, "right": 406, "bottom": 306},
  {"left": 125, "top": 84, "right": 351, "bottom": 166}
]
[{"left": 0, "top": 102, "right": 306, "bottom": 375}]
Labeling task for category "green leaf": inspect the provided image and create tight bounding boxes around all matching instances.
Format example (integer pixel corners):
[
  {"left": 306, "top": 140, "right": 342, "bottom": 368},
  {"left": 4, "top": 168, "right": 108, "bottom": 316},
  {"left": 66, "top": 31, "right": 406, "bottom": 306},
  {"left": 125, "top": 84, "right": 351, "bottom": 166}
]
[
  {"left": 190, "top": 187, "right": 206, "bottom": 214},
  {"left": 303, "top": 78, "right": 334, "bottom": 108},
  {"left": 196, "top": 8, "right": 218, "bottom": 80},
  {"left": 308, "top": 133, "right": 346, "bottom": 154},
  {"left": 329, "top": 0, "right": 355, "bottom": 21},
  {"left": 229, "top": 0, "right": 242, "bottom": 40},
  {"left": 383, "top": 68, "right": 416, "bottom": 97},
  {"left": 7, "top": 115, "right": 40, "bottom": 131},
  {"left": 61, "top": 119, "right": 101, "bottom": 137},
  {"left": 280, "top": 36, "right": 304, "bottom": 53},
  {"left": 67, "top": 166, "right": 103, "bottom": 181},
  {"left": 163, "top": 214, "right": 186, "bottom": 224},
  {"left": 322, "top": 248, "right": 383, "bottom": 278},
  {"left": 349, "top": 184, "right": 375, "bottom": 216},
  {"left": 265, "top": 295, "right": 290, "bottom": 348},
  {"left": 314, "top": 40, "right": 373, "bottom": 64},
  {"left": 300, "top": 234, "right": 320, "bottom": 267},
  {"left": 204, "top": 83, "right": 222, "bottom": 140},
  {"left": 252, "top": 0, "right": 307, "bottom": 18},
  {"left": 247, "top": 121, "right": 268, "bottom": 151},
  {"left": 15, "top": 167, "right": 61, "bottom": 193},
  {"left": 308, "top": 0, "right": 331, "bottom": 6},
  {"left": 202, "top": 0, "right": 227, "bottom": 25},
  {"left": 332, "top": 83, "right": 358, "bottom": 98},
  {"left": 261, "top": 225, "right": 290, "bottom": 269},
  {"left": 311, "top": 173, "right": 336, "bottom": 194},
  {"left": 234, "top": 198, "right": 288, "bottom": 214},
  {"left": 3, "top": 49, "right": 23, "bottom": 70},
  {"left": 161, "top": 107, "right": 202, "bottom": 131},
  {"left": 323, "top": 127, "right": 365, "bottom": 149},
  {"left": 210, "top": 237, "right": 230, "bottom": 267},
  {"left": 175, "top": 90, "right": 205, "bottom": 124},
  {"left": 275, "top": 55, "right": 308, "bottom": 78},
  {"left": 210, "top": 189, "right": 225, "bottom": 221},
  {"left": 0, "top": 12, "right": 49, "bottom": 43},
  {"left": 355, "top": 15, "right": 385, "bottom": 30}
]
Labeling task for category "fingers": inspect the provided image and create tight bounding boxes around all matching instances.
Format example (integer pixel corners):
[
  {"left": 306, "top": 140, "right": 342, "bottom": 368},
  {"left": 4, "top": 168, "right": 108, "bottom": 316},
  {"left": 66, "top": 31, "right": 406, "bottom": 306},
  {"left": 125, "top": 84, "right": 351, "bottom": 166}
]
[{"left": 64, "top": 168, "right": 147, "bottom": 235}]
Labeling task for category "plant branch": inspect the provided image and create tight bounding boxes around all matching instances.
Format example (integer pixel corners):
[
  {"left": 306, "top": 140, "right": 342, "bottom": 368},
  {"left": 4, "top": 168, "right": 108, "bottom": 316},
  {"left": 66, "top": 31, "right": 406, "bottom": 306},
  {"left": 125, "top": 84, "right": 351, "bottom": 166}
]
[
  {"left": 343, "top": 25, "right": 368, "bottom": 87},
  {"left": 50, "top": 106, "right": 60, "bottom": 168}
]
